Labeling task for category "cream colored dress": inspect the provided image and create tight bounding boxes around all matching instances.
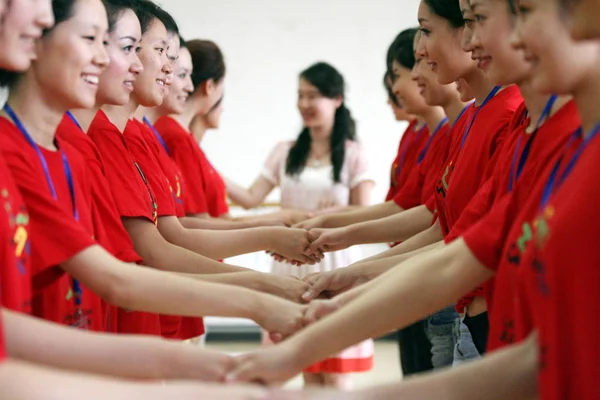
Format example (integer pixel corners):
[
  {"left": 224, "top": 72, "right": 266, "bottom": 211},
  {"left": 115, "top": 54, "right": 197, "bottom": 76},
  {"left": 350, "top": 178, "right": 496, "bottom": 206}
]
[{"left": 261, "top": 140, "right": 375, "bottom": 374}]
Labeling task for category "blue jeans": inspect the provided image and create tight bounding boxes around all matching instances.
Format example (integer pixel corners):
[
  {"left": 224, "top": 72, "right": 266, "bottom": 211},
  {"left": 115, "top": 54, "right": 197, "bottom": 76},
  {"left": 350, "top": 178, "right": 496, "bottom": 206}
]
[
  {"left": 453, "top": 316, "right": 482, "bottom": 366},
  {"left": 426, "top": 306, "right": 459, "bottom": 369}
]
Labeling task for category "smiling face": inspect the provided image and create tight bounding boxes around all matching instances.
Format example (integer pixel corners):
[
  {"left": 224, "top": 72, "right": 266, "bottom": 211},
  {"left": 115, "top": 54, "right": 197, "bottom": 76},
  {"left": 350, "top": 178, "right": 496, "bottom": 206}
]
[
  {"left": 390, "top": 60, "right": 429, "bottom": 115},
  {"left": 131, "top": 18, "right": 170, "bottom": 107},
  {"left": 413, "top": 36, "right": 460, "bottom": 107},
  {"left": 0, "top": 0, "right": 54, "bottom": 71},
  {"left": 297, "top": 78, "right": 341, "bottom": 129},
  {"left": 418, "top": 0, "right": 478, "bottom": 84},
  {"left": 160, "top": 46, "right": 193, "bottom": 114},
  {"left": 162, "top": 32, "right": 179, "bottom": 97},
  {"left": 31, "top": 0, "right": 109, "bottom": 110},
  {"left": 512, "top": 0, "right": 600, "bottom": 95},
  {"left": 96, "top": 8, "right": 142, "bottom": 106},
  {"left": 465, "top": 0, "right": 532, "bottom": 85}
]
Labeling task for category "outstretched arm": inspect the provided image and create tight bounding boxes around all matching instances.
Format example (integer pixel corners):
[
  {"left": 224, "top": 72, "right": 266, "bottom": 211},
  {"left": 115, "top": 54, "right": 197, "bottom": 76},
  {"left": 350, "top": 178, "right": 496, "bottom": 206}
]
[
  {"left": 0, "top": 359, "right": 265, "bottom": 400},
  {"left": 266, "top": 333, "right": 538, "bottom": 400},
  {"left": 2, "top": 308, "right": 232, "bottom": 381},
  {"left": 227, "top": 239, "right": 494, "bottom": 383}
]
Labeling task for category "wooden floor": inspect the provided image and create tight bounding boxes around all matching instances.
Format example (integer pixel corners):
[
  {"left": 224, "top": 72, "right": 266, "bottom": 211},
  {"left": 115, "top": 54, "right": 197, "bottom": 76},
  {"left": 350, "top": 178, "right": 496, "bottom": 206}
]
[{"left": 206, "top": 340, "right": 403, "bottom": 389}]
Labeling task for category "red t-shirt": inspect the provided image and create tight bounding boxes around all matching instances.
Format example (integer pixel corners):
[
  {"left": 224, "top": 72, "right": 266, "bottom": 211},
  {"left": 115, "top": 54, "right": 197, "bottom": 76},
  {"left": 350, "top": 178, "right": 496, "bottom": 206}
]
[
  {"left": 122, "top": 120, "right": 176, "bottom": 217},
  {"left": 435, "top": 86, "right": 523, "bottom": 237},
  {"left": 0, "top": 117, "right": 102, "bottom": 331},
  {"left": 392, "top": 122, "right": 451, "bottom": 209},
  {"left": 385, "top": 120, "right": 427, "bottom": 201},
  {"left": 462, "top": 100, "right": 580, "bottom": 349},
  {"left": 57, "top": 115, "right": 142, "bottom": 264},
  {"left": 154, "top": 116, "right": 229, "bottom": 217},
  {"left": 446, "top": 102, "right": 529, "bottom": 243},
  {"left": 0, "top": 155, "right": 31, "bottom": 314},
  {"left": 134, "top": 119, "right": 186, "bottom": 217},
  {"left": 422, "top": 108, "right": 472, "bottom": 215},
  {"left": 86, "top": 111, "right": 165, "bottom": 336},
  {"left": 528, "top": 128, "right": 600, "bottom": 400},
  {"left": 447, "top": 102, "right": 528, "bottom": 313},
  {"left": 88, "top": 111, "right": 157, "bottom": 223}
]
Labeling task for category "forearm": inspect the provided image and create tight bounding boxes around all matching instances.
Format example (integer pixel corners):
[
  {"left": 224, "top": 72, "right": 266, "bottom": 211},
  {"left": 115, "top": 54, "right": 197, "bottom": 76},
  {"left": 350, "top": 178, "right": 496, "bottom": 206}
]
[
  {"left": 362, "top": 334, "right": 538, "bottom": 400},
  {"left": 67, "top": 251, "right": 271, "bottom": 321},
  {"left": 3, "top": 309, "right": 195, "bottom": 380},
  {"left": 289, "top": 240, "right": 492, "bottom": 367},
  {"left": 131, "top": 230, "right": 248, "bottom": 274},
  {"left": 181, "top": 271, "right": 269, "bottom": 293},
  {"left": 361, "top": 224, "right": 444, "bottom": 263},
  {"left": 225, "top": 178, "right": 264, "bottom": 210},
  {"left": 180, "top": 216, "right": 262, "bottom": 230},
  {"left": 350, "top": 242, "right": 442, "bottom": 281},
  {"left": 343, "top": 205, "right": 433, "bottom": 246},
  {"left": 319, "top": 201, "right": 401, "bottom": 228},
  {"left": 163, "top": 225, "right": 272, "bottom": 260},
  {"left": 0, "top": 360, "right": 263, "bottom": 400}
]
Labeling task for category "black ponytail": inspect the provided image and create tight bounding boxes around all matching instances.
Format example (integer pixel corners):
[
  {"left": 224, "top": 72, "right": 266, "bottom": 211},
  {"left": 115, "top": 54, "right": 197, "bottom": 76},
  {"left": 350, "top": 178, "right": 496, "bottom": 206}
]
[{"left": 286, "top": 62, "right": 356, "bottom": 183}]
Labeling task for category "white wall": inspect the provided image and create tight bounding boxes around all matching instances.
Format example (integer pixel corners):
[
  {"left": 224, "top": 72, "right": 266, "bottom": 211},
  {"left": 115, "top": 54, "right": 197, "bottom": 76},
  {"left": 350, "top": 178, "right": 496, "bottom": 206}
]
[{"left": 160, "top": 0, "right": 422, "bottom": 202}]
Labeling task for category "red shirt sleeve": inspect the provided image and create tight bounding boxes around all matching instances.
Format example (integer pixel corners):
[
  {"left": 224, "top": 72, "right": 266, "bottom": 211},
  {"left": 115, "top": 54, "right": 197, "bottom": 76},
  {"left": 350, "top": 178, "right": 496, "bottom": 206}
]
[
  {"left": 155, "top": 117, "right": 209, "bottom": 215},
  {"left": 197, "top": 148, "right": 229, "bottom": 217},
  {"left": 463, "top": 192, "right": 517, "bottom": 272},
  {"left": 123, "top": 121, "right": 176, "bottom": 217},
  {"left": 88, "top": 111, "right": 156, "bottom": 223},
  {"left": 386, "top": 120, "right": 421, "bottom": 201}
]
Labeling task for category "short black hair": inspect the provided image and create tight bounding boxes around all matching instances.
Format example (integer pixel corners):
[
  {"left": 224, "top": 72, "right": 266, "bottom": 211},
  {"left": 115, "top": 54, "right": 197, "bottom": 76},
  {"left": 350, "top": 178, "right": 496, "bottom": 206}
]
[
  {"left": 130, "top": 0, "right": 178, "bottom": 35},
  {"left": 387, "top": 28, "right": 418, "bottom": 71},
  {"left": 102, "top": 0, "right": 137, "bottom": 33}
]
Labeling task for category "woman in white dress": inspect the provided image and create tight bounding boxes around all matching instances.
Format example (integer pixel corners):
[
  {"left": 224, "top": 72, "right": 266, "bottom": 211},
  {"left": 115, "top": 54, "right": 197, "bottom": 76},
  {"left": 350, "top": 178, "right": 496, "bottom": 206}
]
[{"left": 226, "top": 62, "right": 375, "bottom": 388}]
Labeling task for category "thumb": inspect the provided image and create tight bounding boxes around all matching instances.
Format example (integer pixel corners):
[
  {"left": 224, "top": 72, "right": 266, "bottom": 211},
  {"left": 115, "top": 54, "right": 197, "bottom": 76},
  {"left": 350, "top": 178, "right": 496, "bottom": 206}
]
[
  {"left": 225, "top": 358, "right": 256, "bottom": 384},
  {"left": 302, "top": 274, "right": 329, "bottom": 301},
  {"left": 305, "top": 234, "right": 328, "bottom": 255},
  {"left": 269, "top": 332, "right": 284, "bottom": 344}
]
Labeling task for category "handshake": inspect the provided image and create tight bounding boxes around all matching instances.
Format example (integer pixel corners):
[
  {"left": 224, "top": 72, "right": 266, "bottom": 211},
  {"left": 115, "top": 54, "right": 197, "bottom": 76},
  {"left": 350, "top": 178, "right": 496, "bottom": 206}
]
[
  {"left": 265, "top": 222, "right": 352, "bottom": 266},
  {"left": 198, "top": 294, "right": 341, "bottom": 387},
  {"left": 221, "top": 266, "right": 369, "bottom": 386}
]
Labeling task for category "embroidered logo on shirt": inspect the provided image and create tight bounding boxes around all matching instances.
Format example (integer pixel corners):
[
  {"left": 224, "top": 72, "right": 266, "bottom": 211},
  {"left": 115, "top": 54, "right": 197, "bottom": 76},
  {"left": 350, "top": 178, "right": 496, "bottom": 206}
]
[{"left": 3, "top": 188, "right": 30, "bottom": 275}]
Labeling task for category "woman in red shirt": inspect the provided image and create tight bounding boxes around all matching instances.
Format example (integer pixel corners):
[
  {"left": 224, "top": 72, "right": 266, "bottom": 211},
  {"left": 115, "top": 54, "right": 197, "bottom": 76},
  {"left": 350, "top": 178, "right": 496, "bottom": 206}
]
[
  {"left": 224, "top": 0, "right": 598, "bottom": 395},
  {"left": 0, "top": 0, "right": 266, "bottom": 397},
  {"left": 0, "top": 0, "right": 308, "bottom": 342}
]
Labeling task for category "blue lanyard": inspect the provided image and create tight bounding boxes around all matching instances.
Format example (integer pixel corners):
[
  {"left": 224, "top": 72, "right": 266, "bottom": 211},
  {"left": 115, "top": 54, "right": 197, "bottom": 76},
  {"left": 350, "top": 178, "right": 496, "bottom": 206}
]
[
  {"left": 508, "top": 95, "right": 558, "bottom": 192},
  {"left": 417, "top": 117, "right": 448, "bottom": 164},
  {"left": 143, "top": 116, "right": 169, "bottom": 154},
  {"left": 452, "top": 103, "right": 473, "bottom": 127},
  {"left": 4, "top": 104, "right": 83, "bottom": 307},
  {"left": 66, "top": 111, "right": 83, "bottom": 131},
  {"left": 460, "top": 85, "right": 502, "bottom": 150},
  {"left": 539, "top": 121, "right": 600, "bottom": 210}
]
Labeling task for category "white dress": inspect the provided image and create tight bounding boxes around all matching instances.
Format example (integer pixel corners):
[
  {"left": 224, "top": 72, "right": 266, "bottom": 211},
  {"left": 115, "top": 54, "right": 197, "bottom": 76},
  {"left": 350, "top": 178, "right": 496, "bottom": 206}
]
[{"left": 261, "top": 140, "right": 375, "bottom": 374}]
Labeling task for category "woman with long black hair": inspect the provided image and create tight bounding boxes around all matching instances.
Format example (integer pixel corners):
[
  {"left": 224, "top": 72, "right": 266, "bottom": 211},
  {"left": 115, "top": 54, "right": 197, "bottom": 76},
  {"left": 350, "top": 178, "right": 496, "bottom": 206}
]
[{"left": 228, "top": 62, "right": 375, "bottom": 388}]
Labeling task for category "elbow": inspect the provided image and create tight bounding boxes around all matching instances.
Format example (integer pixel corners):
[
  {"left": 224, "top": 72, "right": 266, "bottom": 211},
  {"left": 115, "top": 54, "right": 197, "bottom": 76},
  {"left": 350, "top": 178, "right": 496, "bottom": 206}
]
[
  {"left": 102, "top": 267, "right": 137, "bottom": 310},
  {"left": 237, "top": 198, "right": 260, "bottom": 210}
]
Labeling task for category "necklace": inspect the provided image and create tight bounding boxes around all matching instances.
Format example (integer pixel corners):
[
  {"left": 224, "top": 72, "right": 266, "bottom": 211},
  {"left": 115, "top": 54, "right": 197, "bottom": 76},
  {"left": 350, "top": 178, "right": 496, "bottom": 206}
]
[{"left": 309, "top": 152, "right": 329, "bottom": 167}]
